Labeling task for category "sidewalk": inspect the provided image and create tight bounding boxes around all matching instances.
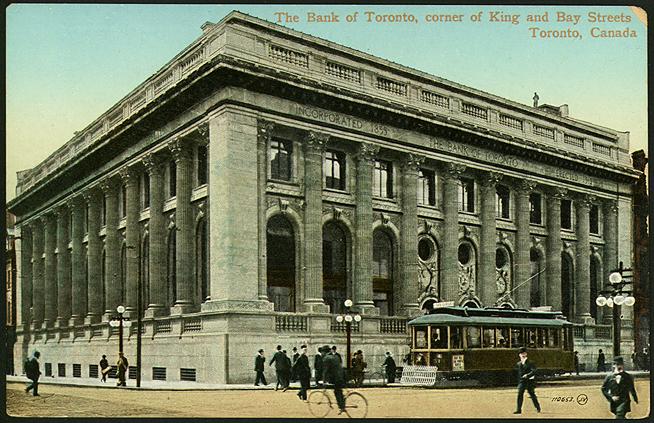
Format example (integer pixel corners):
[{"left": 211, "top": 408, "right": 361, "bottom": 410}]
[{"left": 7, "top": 371, "right": 649, "bottom": 391}]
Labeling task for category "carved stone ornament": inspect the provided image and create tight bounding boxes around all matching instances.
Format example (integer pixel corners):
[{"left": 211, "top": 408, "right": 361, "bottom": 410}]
[
  {"left": 357, "top": 143, "right": 380, "bottom": 163},
  {"left": 99, "top": 178, "right": 117, "bottom": 194},
  {"left": 332, "top": 206, "right": 343, "bottom": 221},
  {"left": 498, "top": 231, "right": 509, "bottom": 242},
  {"left": 422, "top": 220, "right": 434, "bottom": 233},
  {"left": 196, "top": 122, "right": 209, "bottom": 140},
  {"left": 257, "top": 120, "right": 275, "bottom": 144},
  {"left": 168, "top": 213, "right": 176, "bottom": 229},
  {"left": 142, "top": 153, "right": 161, "bottom": 175},
  {"left": 278, "top": 198, "right": 290, "bottom": 214},
  {"left": 306, "top": 131, "right": 329, "bottom": 152},
  {"left": 590, "top": 245, "right": 599, "bottom": 254},
  {"left": 458, "top": 262, "right": 476, "bottom": 297},
  {"left": 479, "top": 171, "right": 503, "bottom": 187},
  {"left": 531, "top": 236, "right": 541, "bottom": 247},
  {"left": 119, "top": 166, "right": 136, "bottom": 183},
  {"left": 402, "top": 153, "right": 425, "bottom": 172},
  {"left": 550, "top": 187, "right": 568, "bottom": 199},
  {"left": 380, "top": 212, "right": 390, "bottom": 226},
  {"left": 443, "top": 162, "right": 467, "bottom": 180},
  {"left": 518, "top": 179, "right": 538, "bottom": 194},
  {"left": 576, "top": 194, "right": 594, "bottom": 209},
  {"left": 463, "top": 225, "right": 472, "bottom": 238},
  {"left": 168, "top": 137, "right": 190, "bottom": 162},
  {"left": 66, "top": 195, "right": 83, "bottom": 211},
  {"left": 563, "top": 241, "right": 572, "bottom": 250},
  {"left": 603, "top": 199, "right": 619, "bottom": 214}
]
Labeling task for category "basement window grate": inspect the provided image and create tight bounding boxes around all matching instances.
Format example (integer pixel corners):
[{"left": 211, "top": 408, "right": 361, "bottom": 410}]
[
  {"left": 180, "top": 368, "right": 197, "bottom": 382},
  {"left": 73, "top": 364, "right": 81, "bottom": 378},
  {"left": 58, "top": 363, "right": 66, "bottom": 377},
  {"left": 152, "top": 367, "right": 167, "bottom": 381},
  {"left": 45, "top": 363, "right": 52, "bottom": 377},
  {"left": 89, "top": 365, "right": 99, "bottom": 379}
]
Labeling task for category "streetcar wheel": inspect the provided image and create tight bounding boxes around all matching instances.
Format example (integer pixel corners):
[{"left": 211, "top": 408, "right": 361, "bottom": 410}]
[
  {"left": 344, "top": 391, "right": 368, "bottom": 419},
  {"left": 308, "top": 390, "right": 331, "bottom": 418}
]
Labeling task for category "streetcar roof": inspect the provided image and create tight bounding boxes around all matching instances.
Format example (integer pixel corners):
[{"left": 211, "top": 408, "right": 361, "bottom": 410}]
[{"left": 408, "top": 306, "right": 573, "bottom": 327}]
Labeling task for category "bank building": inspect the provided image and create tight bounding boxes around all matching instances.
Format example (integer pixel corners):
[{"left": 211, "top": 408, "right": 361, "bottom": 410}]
[{"left": 7, "top": 12, "right": 641, "bottom": 384}]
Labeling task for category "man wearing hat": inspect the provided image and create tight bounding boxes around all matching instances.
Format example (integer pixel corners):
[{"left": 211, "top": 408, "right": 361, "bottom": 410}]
[
  {"left": 383, "top": 351, "right": 397, "bottom": 383},
  {"left": 292, "top": 345, "right": 311, "bottom": 401},
  {"left": 321, "top": 345, "right": 346, "bottom": 413},
  {"left": 514, "top": 347, "right": 541, "bottom": 414},
  {"left": 601, "top": 356, "right": 638, "bottom": 419},
  {"left": 269, "top": 345, "right": 287, "bottom": 391},
  {"left": 254, "top": 349, "right": 268, "bottom": 386}
]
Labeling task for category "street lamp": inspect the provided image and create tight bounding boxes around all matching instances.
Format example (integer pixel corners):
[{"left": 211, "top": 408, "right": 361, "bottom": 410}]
[
  {"left": 109, "top": 305, "right": 131, "bottom": 358},
  {"left": 335, "top": 299, "right": 362, "bottom": 376},
  {"left": 595, "top": 262, "right": 635, "bottom": 358}
]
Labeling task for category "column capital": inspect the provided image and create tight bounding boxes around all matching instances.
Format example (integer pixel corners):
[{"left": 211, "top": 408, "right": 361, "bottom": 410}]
[
  {"left": 356, "top": 143, "right": 380, "bottom": 163},
  {"left": 305, "top": 131, "right": 329, "bottom": 152},
  {"left": 515, "top": 179, "right": 538, "bottom": 195},
  {"left": 98, "top": 177, "right": 119, "bottom": 194},
  {"left": 142, "top": 152, "right": 163, "bottom": 175},
  {"left": 602, "top": 198, "right": 619, "bottom": 214},
  {"left": 575, "top": 194, "right": 595, "bottom": 210},
  {"left": 82, "top": 187, "right": 101, "bottom": 203},
  {"left": 196, "top": 122, "right": 209, "bottom": 140},
  {"left": 168, "top": 137, "right": 192, "bottom": 162},
  {"left": 441, "top": 162, "right": 467, "bottom": 180},
  {"left": 479, "top": 171, "right": 503, "bottom": 188},
  {"left": 257, "top": 120, "right": 275, "bottom": 144},
  {"left": 548, "top": 186, "right": 568, "bottom": 199},
  {"left": 401, "top": 153, "right": 425, "bottom": 173},
  {"left": 118, "top": 166, "right": 138, "bottom": 184},
  {"left": 65, "top": 195, "right": 84, "bottom": 211},
  {"left": 53, "top": 203, "right": 69, "bottom": 218}
]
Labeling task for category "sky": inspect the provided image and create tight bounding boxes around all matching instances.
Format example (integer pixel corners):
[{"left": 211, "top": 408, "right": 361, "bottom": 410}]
[{"left": 5, "top": 4, "right": 648, "bottom": 201}]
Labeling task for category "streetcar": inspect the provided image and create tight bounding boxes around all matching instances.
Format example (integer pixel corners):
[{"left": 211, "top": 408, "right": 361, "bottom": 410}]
[{"left": 407, "top": 306, "right": 574, "bottom": 384}]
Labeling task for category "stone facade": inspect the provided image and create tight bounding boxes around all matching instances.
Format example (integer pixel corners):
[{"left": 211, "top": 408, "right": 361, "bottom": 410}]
[{"left": 7, "top": 12, "right": 641, "bottom": 383}]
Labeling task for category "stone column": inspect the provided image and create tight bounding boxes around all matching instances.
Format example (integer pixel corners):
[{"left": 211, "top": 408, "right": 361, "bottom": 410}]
[
  {"left": 69, "top": 197, "right": 86, "bottom": 325},
  {"left": 479, "top": 172, "right": 502, "bottom": 307},
  {"left": 354, "top": 143, "right": 379, "bottom": 314},
  {"left": 43, "top": 212, "right": 57, "bottom": 327},
  {"left": 143, "top": 154, "right": 167, "bottom": 317},
  {"left": 120, "top": 166, "right": 140, "bottom": 314},
  {"left": 399, "top": 153, "right": 424, "bottom": 316},
  {"left": 101, "top": 178, "right": 120, "bottom": 319},
  {"left": 84, "top": 189, "right": 103, "bottom": 323},
  {"left": 169, "top": 138, "right": 195, "bottom": 313},
  {"left": 303, "top": 131, "right": 329, "bottom": 312},
  {"left": 441, "top": 163, "right": 466, "bottom": 302},
  {"left": 514, "top": 180, "right": 537, "bottom": 308},
  {"left": 31, "top": 220, "right": 45, "bottom": 329},
  {"left": 256, "top": 122, "right": 273, "bottom": 301},
  {"left": 602, "top": 200, "right": 619, "bottom": 324},
  {"left": 20, "top": 226, "right": 33, "bottom": 329},
  {"left": 546, "top": 187, "right": 566, "bottom": 311},
  {"left": 55, "top": 205, "right": 72, "bottom": 326},
  {"left": 575, "top": 194, "right": 593, "bottom": 323}
]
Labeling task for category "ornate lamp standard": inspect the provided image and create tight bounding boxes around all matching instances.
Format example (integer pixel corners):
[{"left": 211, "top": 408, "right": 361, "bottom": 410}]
[
  {"left": 335, "top": 299, "right": 362, "bottom": 374},
  {"left": 595, "top": 262, "right": 635, "bottom": 358},
  {"left": 108, "top": 305, "right": 131, "bottom": 358}
]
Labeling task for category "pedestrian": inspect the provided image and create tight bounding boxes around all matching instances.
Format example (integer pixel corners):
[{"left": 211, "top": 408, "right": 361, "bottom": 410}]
[
  {"left": 321, "top": 345, "right": 346, "bottom": 414},
  {"left": 100, "top": 355, "right": 109, "bottom": 382},
  {"left": 513, "top": 347, "right": 541, "bottom": 414},
  {"left": 597, "top": 349, "right": 606, "bottom": 372},
  {"left": 293, "top": 345, "right": 311, "bottom": 401},
  {"left": 254, "top": 349, "right": 268, "bottom": 386},
  {"left": 282, "top": 350, "right": 292, "bottom": 390},
  {"left": 352, "top": 350, "right": 366, "bottom": 387},
  {"left": 116, "top": 352, "right": 129, "bottom": 387},
  {"left": 314, "top": 347, "right": 323, "bottom": 387},
  {"left": 269, "top": 345, "right": 285, "bottom": 391},
  {"left": 574, "top": 351, "right": 580, "bottom": 375},
  {"left": 24, "top": 350, "right": 41, "bottom": 396},
  {"left": 402, "top": 353, "right": 411, "bottom": 365},
  {"left": 383, "top": 351, "right": 397, "bottom": 383},
  {"left": 331, "top": 345, "right": 342, "bottom": 364},
  {"left": 290, "top": 346, "right": 299, "bottom": 383},
  {"left": 601, "top": 356, "right": 639, "bottom": 419}
]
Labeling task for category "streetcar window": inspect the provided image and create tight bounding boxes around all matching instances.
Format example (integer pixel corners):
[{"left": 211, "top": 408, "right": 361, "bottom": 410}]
[
  {"left": 510, "top": 328, "right": 524, "bottom": 348},
  {"left": 526, "top": 328, "right": 537, "bottom": 348},
  {"left": 430, "top": 352, "right": 444, "bottom": 368},
  {"left": 496, "top": 328, "right": 509, "bottom": 348},
  {"left": 538, "top": 328, "right": 548, "bottom": 347},
  {"left": 482, "top": 327, "right": 496, "bottom": 348},
  {"left": 466, "top": 327, "right": 482, "bottom": 348},
  {"left": 548, "top": 328, "right": 559, "bottom": 348},
  {"left": 450, "top": 327, "right": 463, "bottom": 349},
  {"left": 415, "top": 328, "right": 428, "bottom": 348},
  {"left": 415, "top": 352, "right": 427, "bottom": 365},
  {"left": 430, "top": 326, "right": 448, "bottom": 349}
]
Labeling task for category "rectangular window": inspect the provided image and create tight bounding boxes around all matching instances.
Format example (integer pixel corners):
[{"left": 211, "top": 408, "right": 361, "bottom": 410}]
[
  {"left": 561, "top": 199, "right": 573, "bottom": 230},
  {"left": 466, "top": 327, "right": 482, "bottom": 348},
  {"left": 168, "top": 161, "right": 177, "bottom": 198},
  {"left": 495, "top": 185, "right": 510, "bottom": 219},
  {"left": 429, "top": 326, "right": 448, "bottom": 349},
  {"left": 529, "top": 193, "right": 542, "bottom": 224},
  {"left": 590, "top": 204, "right": 600, "bottom": 234},
  {"left": 482, "top": 327, "right": 496, "bottom": 348},
  {"left": 197, "top": 144, "right": 208, "bottom": 186},
  {"left": 120, "top": 183, "right": 127, "bottom": 218},
  {"left": 458, "top": 178, "right": 475, "bottom": 213},
  {"left": 142, "top": 172, "right": 150, "bottom": 209},
  {"left": 270, "top": 138, "right": 293, "bottom": 181},
  {"left": 373, "top": 160, "right": 393, "bottom": 198},
  {"left": 324, "top": 150, "right": 346, "bottom": 190},
  {"left": 417, "top": 169, "right": 436, "bottom": 206},
  {"left": 89, "top": 364, "right": 99, "bottom": 379}
]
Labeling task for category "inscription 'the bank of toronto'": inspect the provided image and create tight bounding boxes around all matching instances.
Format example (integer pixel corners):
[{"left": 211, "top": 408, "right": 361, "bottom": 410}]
[{"left": 431, "top": 138, "right": 522, "bottom": 168}]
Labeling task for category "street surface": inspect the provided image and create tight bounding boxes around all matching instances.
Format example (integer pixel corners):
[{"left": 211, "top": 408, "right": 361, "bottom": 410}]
[{"left": 6, "top": 379, "right": 649, "bottom": 418}]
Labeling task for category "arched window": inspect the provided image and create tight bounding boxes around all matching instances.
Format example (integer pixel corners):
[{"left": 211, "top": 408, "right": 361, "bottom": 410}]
[
  {"left": 120, "top": 244, "right": 127, "bottom": 305},
  {"left": 561, "top": 252, "right": 574, "bottom": 319},
  {"left": 458, "top": 240, "right": 477, "bottom": 300},
  {"left": 530, "top": 248, "right": 543, "bottom": 308},
  {"left": 267, "top": 215, "right": 295, "bottom": 312},
  {"left": 323, "top": 222, "right": 347, "bottom": 314},
  {"left": 141, "top": 235, "right": 149, "bottom": 311},
  {"left": 196, "top": 219, "right": 209, "bottom": 303},
  {"left": 373, "top": 229, "right": 394, "bottom": 316},
  {"left": 168, "top": 229, "right": 177, "bottom": 306},
  {"left": 417, "top": 235, "right": 439, "bottom": 299}
]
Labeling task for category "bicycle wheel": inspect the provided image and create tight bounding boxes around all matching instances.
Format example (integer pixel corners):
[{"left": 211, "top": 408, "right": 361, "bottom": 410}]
[
  {"left": 308, "top": 390, "right": 332, "bottom": 418},
  {"left": 344, "top": 391, "right": 368, "bottom": 418}
]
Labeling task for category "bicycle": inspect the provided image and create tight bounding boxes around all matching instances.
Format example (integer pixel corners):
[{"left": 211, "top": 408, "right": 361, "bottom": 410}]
[{"left": 307, "top": 386, "right": 369, "bottom": 418}]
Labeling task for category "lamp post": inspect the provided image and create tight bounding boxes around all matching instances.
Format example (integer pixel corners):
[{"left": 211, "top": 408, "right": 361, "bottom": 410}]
[
  {"left": 335, "top": 299, "right": 362, "bottom": 375},
  {"left": 109, "top": 305, "right": 131, "bottom": 358},
  {"left": 595, "top": 262, "right": 635, "bottom": 358}
]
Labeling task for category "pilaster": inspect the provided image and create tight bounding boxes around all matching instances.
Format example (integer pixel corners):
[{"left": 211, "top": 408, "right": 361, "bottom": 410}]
[
  {"left": 479, "top": 171, "right": 502, "bottom": 307},
  {"left": 546, "top": 187, "right": 566, "bottom": 312},
  {"left": 441, "top": 162, "right": 466, "bottom": 302},
  {"left": 84, "top": 188, "right": 103, "bottom": 324},
  {"left": 514, "top": 179, "right": 537, "bottom": 308},
  {"left": 575, "top": 194, "right": 593, "bottom": 323}
]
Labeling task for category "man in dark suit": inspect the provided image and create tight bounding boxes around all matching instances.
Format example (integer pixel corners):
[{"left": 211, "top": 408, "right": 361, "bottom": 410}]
[
  {"left": 514, "top": 347, "right": 541, "bottom": 414},
  {"left": 601, "top": 356, "right": 639, "bottom": 419},
  {"left": 254, "top": 349, "right": 268, "bottom": 386},
  {"left": 331, "top": 345, "right": 342, "bottom": 364},
  {"left": 314, "top": 347, "right": 324, "bottom": 387},
  {"left": 269, "top": 345, "right": 286, "bottom": 391},
  {"left": 322, "top": 345, "right": 346, "bottom": 414},
  {"left": 290, "top": 347, "right": 300, "bottom": 383},
  {"left": 24, "top": 351, "right": 41, "bottom": 396},
  {"left": 293, "top": 345, "right": 311, "bottom": 401},
  {"left": 597, "top": 349, "right": 606, "bottom": 372},
  {"left": 383, "top": 351, "right": 397, "bottom": 383}
]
